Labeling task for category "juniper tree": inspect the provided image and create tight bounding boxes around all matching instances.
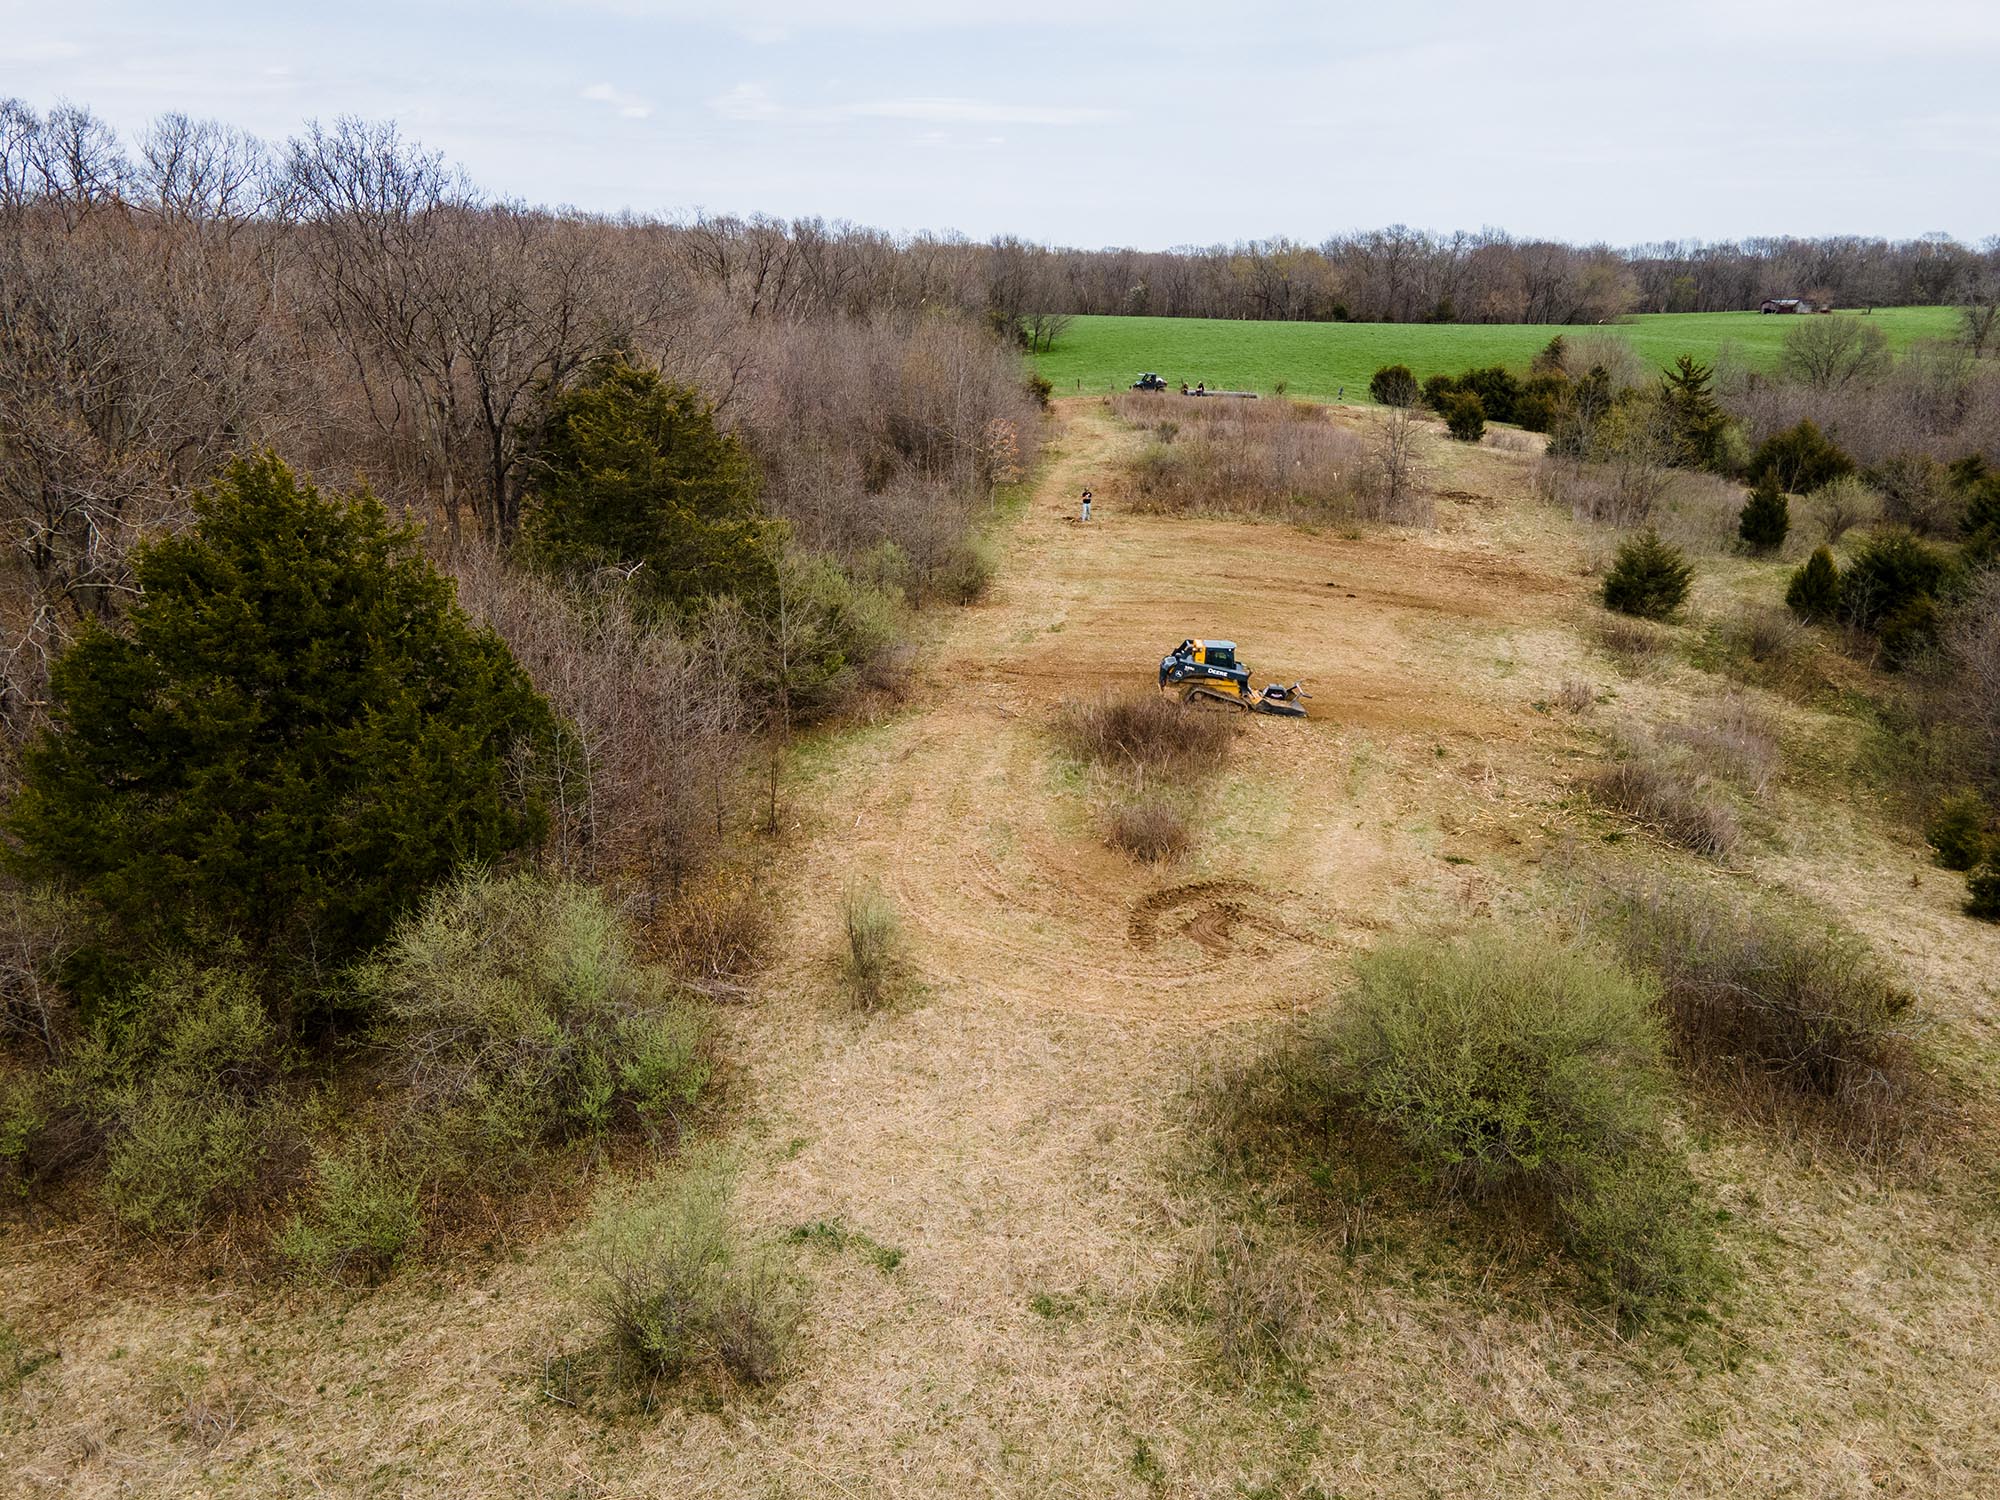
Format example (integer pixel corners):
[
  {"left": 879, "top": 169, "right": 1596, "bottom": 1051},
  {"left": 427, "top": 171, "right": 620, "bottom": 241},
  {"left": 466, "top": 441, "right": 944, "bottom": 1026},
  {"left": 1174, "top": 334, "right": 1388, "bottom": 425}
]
[
  {"left": 519, "top": 359, "right": 781, "bottom": 616},
  {"left": 1786, "top": 546, "right": 1842, "bottom": 621},
  {"left": 1441, "top": 391, "right": 1486, "bottom": 443},
  {"left": 1659, "top": 356, "right": 1730, "bottom": 471},
  {"left": 1748, "top": 420, "right": 1854, "bottom": 495},
  {"left": 1602, "top": 530, "right": 1693, "bottom": 620},
  {"left": 1738, "top": 475, "right": 1790, "bottom": 551},
  {"left": 5, "top": 454, "right": 551, "bottom": 1007},
  {"left": 1369, "top": 364, "right": 1419, "bottom": 408}
]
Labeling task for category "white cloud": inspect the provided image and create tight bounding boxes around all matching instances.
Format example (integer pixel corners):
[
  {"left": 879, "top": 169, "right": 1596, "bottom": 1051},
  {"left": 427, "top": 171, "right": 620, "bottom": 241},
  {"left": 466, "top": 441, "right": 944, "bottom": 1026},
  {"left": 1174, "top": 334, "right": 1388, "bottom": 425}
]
[
  {"left": 710, "top": 82, "right": 782, "bottom": 121},
  {"left": 844, "top": 96, "right": 1115, "bottom": 126},
  {"left": 0, "top": 38, "right": 85, "bottom": 64},
  {"left": 707, "top": 85, "right": 1116, "bottom": 128},
  {"left": 580, "top": 82, "right": 653, "bottom": 119}
]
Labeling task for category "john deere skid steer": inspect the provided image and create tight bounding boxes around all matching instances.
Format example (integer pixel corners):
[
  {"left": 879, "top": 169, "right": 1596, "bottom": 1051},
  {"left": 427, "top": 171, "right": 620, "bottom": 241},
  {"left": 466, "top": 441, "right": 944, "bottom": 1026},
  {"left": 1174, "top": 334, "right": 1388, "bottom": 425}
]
[{"left": 1158, "top": 640, "right": 1309, "bottom": 717}]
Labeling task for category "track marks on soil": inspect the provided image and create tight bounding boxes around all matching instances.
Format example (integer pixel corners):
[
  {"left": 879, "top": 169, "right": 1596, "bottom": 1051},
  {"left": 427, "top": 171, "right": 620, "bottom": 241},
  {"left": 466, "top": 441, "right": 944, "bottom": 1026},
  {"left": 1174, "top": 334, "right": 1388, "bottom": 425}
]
[{"left": 1126, "top": 879, "right": 1320, "bottom": 957}]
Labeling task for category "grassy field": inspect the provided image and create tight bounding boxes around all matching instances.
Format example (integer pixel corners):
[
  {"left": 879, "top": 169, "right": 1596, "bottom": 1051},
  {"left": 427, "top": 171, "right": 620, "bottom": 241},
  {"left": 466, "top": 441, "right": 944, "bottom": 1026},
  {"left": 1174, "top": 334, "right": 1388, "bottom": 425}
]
[{"left": 1033, "top": 306, "right": 1959, "bottom": 403}]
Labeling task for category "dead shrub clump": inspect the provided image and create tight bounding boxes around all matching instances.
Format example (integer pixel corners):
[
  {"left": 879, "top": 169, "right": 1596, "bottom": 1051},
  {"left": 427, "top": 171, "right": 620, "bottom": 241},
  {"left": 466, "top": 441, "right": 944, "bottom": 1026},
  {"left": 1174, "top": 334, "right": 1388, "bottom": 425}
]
[
  {"left": 1733, "top": 603, "right": 1810, "bottom": 672},
  {"left": 1592, "top": 614, "right": 1669, "bottom": 670},
  {"left": 655, "top": 879, "right": 772, "bottom": 987},
  {"left": 1055, "top": 694, "right": 1234, "bottom": 778},
  {"left": 1106, "top": 796, "right": 1191, "bottom": 863},
  {"left": 1554, "top": 679, "right": 1597, "bottom": 715},
  {"left": 1110, "top": 394, "right": 1372, "bottom": 524},
  {"left": 837, "top": 884, "right": 910, "bottom": 1011},
  {"left": 1590, "top": 745, "right": 1740, "bottom": 859},
  {"left": 1661, "top": 696, "right": 1780, "bottom": 799},
  {"left": 1593, "top": 873, "right": 1930, "bottom": 1155}
]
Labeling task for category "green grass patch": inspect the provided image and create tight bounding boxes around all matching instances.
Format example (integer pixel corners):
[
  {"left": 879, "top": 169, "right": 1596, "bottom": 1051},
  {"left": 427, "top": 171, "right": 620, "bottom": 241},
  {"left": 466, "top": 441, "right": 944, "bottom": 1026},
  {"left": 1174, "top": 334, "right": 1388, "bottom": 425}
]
[
  {"left": 784, "top": 1217, "right": 905, "bottom": 1272},
  {"left": 1033, "top": 308, "right": 1957, "bottom": 404}
]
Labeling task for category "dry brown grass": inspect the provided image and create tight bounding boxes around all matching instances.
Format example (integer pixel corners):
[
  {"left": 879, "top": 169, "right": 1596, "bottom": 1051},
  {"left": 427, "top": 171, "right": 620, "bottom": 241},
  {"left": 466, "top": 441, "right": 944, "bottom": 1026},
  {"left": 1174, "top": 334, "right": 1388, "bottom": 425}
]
[{"left": 1592, "top": 613, "right": 1670, "bottom": 670}]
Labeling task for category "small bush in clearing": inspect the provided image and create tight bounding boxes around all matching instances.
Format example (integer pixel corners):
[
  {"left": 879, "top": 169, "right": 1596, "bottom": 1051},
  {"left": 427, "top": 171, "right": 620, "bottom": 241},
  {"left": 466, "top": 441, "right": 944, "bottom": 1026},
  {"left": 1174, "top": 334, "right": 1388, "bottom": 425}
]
[
  {"left": 1733, "top": 602, "right": 1809, "bottom": 669},
  {"left": 925, "top": 534, "right": 998, "bottom": 606},
  {"left": 1593, "top": 874, "right": 1925, "bottom": 1153},
  {"left": 1368, "top": 364, "right": 1419, "bottom": 407},
  {"left": 838, "top": 884, "right": 908, "bottom": 1012},
  {"left": 1967, "top": 861, "right": 2000, "bottom": 921},
  {"left": 360, "top": 872, "right": 709, "bottom": 1179},
  {"left": 1555, "top": 679, "right": 1596, "bottom": 715},
  {"left": 590, "top": 1165, "right": 800, "bottom": 1396},
  {"left": 1330, "top": 937, "right": 1667, "bottom": 1194},
  {"left": 1440, "top": 391, "right": 1486, "bottom": 442},
  {"left": 1602, "top": 530, "right": 1693, "bottom": 620},
  {"left": 1170, "top": 1224, "right": 1316, "bottom": 1377},
  {"left": 277, "top": 1140, "right": 422, "bottom": 1279},
  {"left": 1590, "top": 750, "right": 1739, "bottom": 859},
  {"left": 1055, "top": 693, "right": 1234, "bottom": 778},
  {"left": 1926, "top": 791, "right": 1992, "bottom": 872},
  {"left": 1323, "top": 933, "right": 1721, "bottom": 1321},
  {"left": 1107, "top": 796, "right": 1191, "bottom": 862}
]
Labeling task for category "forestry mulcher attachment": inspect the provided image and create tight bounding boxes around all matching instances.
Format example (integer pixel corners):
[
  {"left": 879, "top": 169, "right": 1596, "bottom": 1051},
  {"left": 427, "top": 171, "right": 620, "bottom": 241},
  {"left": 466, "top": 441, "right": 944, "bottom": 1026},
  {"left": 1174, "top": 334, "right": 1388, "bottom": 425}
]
[{"left": 1158, "top": 639, "right": 1309, "bottom": 718}]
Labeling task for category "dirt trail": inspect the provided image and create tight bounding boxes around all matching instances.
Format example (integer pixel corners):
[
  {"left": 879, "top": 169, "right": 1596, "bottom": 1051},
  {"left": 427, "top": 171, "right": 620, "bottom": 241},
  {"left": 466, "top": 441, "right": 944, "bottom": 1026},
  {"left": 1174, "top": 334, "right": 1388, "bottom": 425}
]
[
  {"left": 761, "top": 400, "right": 1580, "bottom": 1029},
  {"left": 678, "top": 400, "right": 1607, "bottom": 1491}
]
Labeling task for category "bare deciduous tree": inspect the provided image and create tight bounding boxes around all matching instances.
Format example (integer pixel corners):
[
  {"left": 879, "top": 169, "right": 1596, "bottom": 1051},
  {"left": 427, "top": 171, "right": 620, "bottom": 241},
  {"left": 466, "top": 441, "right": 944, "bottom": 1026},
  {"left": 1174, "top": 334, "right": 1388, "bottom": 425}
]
[
  {"left": 284, "top": 119, "right": 618, "bottom": 544},
  {"left": 1780, "top": 316, "right": 1892, "bottom": 392},
  {"left": 1958, "top": 270, "right": 2000, "bottom": 359},
  {"left": 1365, "top": 403, "right": 1434, "bottom": 524}
]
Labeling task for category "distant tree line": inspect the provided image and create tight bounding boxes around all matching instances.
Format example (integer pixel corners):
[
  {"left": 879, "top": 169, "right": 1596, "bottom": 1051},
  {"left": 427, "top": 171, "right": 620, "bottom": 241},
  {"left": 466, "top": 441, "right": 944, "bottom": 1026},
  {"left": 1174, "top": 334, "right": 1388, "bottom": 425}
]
[
  {"left": 620, "top": 222, "right": 2000, "bottom": 332},
  {"left": 677, "top": 223, "right": 2000, "bottom": 331}
]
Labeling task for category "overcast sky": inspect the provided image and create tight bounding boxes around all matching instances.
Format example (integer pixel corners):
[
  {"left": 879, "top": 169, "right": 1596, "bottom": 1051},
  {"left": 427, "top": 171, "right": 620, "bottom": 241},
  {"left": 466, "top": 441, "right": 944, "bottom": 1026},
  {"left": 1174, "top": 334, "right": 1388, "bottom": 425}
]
[{"left": 4, "top": 0, "right": 1995, "bottom": 249}]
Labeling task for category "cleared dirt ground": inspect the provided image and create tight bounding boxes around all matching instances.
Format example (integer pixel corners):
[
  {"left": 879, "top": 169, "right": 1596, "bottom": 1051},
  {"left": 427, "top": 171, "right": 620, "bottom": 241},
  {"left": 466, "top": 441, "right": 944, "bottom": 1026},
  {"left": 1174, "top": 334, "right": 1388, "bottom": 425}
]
[{"left": 4, "top": 399, "right": 1998, "bottom": 1498}]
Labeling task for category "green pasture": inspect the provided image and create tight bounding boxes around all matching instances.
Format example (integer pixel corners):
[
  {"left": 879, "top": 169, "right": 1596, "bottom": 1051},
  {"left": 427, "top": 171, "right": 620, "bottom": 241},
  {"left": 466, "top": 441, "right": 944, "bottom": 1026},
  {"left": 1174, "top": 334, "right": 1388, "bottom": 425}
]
[{"left": 1031, "top": 307, "right": 1958, "bottom": 404}]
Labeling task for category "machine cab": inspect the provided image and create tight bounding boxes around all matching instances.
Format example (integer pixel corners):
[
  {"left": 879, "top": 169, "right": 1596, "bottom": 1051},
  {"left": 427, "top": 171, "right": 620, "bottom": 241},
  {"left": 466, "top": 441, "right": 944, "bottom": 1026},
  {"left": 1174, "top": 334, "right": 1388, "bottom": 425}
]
[{"left": 1161, "top": 638, "right": 1243, "bottom": 687}]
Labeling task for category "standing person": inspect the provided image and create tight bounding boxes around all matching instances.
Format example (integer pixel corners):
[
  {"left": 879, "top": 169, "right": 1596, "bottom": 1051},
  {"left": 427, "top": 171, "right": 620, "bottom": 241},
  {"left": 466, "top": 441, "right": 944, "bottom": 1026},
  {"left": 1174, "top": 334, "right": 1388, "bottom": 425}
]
[{"left": 1080, "top": 488, "right": 1093, "bottom": 522}]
